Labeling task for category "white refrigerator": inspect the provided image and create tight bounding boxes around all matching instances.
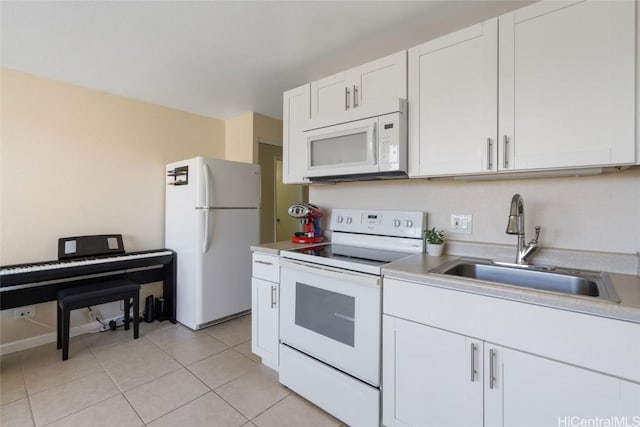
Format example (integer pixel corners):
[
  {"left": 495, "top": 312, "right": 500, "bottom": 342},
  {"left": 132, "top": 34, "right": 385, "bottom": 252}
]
[{"left": 165, "top": 156, "right": 260, "bottom": 330}]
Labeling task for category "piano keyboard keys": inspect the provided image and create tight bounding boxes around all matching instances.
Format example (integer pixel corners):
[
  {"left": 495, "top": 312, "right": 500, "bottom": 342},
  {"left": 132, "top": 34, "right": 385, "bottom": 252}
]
[{"left": 0, "top": 250, "right": 173, "bottom": 276}]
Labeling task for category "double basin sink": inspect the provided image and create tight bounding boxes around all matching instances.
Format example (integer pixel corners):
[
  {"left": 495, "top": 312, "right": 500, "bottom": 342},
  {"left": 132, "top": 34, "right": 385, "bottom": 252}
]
[{"left": 430, "top": 257, "right": 620, "bottom": 303}]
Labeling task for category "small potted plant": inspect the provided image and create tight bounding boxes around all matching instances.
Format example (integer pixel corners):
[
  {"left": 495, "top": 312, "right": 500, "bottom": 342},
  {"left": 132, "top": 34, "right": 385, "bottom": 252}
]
[{"left": 426, "top": 227, "right": 445, "bottom": 256}]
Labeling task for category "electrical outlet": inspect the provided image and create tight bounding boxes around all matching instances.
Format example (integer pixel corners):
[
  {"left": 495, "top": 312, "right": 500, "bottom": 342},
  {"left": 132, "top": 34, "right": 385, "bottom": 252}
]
[
  {"left": 14, "top": 306, "right": 36, "bottom": 320},
  {"left": 450, "top": 214, "right": 473, "bottom": 235}
]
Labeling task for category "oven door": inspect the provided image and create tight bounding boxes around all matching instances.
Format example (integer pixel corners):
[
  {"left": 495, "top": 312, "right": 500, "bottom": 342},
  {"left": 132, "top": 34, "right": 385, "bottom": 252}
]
[{"left": 280, "top": 259, "right": 381, "bottom": 386}]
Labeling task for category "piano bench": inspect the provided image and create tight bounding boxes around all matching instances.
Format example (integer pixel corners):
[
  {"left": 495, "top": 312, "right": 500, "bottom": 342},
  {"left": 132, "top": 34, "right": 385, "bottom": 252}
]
[{"left": 56, "top": 279, "right": 140, "bottom": 361}]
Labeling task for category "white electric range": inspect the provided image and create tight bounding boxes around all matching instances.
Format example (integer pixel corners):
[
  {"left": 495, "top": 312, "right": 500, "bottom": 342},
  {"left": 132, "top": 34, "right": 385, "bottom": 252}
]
[{"left": 279, "top": 208, "right": 427, "bottom": 427}]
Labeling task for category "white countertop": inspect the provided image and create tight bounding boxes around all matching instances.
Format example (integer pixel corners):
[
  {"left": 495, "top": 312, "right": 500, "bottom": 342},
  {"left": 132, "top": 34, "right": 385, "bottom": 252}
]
[{"left": 383, "top": 253, "right": 640, "bottom": 324}]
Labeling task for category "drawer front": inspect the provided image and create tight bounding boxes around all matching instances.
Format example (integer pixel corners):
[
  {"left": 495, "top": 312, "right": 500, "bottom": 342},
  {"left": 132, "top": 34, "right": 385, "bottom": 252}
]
[{"left": 252, "top": 253, "right": 279, "bottom": 282}]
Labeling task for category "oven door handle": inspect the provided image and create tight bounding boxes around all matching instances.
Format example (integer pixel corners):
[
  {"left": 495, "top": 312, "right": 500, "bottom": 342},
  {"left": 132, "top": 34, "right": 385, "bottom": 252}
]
[{"left": 280, "top": 259, "right": 381, "bottom": 288}]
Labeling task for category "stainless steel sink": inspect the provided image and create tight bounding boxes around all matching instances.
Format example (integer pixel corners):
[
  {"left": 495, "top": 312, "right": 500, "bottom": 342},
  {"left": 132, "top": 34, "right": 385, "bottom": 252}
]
[{"left": 430, "top": 258, "right": 620, "bottom": 303}]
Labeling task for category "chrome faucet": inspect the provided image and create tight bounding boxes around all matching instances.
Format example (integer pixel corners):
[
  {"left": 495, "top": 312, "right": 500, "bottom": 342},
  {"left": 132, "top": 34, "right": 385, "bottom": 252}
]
[{"left": 505, "top": 194, "right": 541, "bottom": 265}]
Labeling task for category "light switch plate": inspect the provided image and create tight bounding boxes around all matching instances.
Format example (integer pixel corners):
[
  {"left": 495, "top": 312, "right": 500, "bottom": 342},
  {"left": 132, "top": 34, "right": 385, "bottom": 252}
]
[{"left": 450, "top": 214, "right": 473, "bottom": 235}]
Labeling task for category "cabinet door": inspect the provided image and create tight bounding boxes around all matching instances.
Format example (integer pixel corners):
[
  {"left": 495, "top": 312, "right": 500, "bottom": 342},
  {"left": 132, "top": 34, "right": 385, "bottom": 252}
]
[
  {"left": 382, "top": 315, "right": 483, "bottom": 427},
  {"left": 353, "top": 50, "right": 407, "bottom": 110},
  {"left": 484, "top": 345, "right": 634, "bottom": 427},
  {"left": 498, "top": 0, "right": 636, "bottom": 171},
  {"left": 408, "top": 19, "right": 497, "bottom": 177},
  {"left": 310, "top": 71, "right": 350, "bottom": 118},
  {"left": 311, "top": 50, "right": 407, "bottom": 119},
  {"left": 283, "top": 84, "right": 310, "bottom": 184},
  {"left": 251, "top": 278, "right": 279, "bottom": 369}
]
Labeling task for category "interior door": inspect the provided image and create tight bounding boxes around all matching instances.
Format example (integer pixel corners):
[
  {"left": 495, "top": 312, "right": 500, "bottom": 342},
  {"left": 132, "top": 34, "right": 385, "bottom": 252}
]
[
  {"left": 275, "top": 159, "right": 303, "bottom": 241},
  {"left": 196, "top": 208, "right": 259, "bottom": 325}
]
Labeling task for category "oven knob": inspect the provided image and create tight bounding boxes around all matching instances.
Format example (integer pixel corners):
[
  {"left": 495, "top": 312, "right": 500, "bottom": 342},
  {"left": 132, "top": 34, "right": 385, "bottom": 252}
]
[
  {"left": 346, "top": 217, "right": 353, "bottom": 224},
  {"left": 337, "top": 216, "right": 344, "bottom": 223},
  {"left": 405, "top": 220, "right": 413, "bottom": 228},
  {"left": 393, "top": 219, "right": 401, "bottom": 227}
]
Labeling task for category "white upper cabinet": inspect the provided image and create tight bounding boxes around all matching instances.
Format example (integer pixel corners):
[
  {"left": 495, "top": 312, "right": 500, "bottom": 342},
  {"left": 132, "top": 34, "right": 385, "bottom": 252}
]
[
  {"left": 409, "top": 0, "right": 636, "bottom": 178},
  {"left": 498, "top": 0, "right": 636, "bottom": 171},
  {"left": 409, "top": 19, "right": 498, "bottom": 177},
  {"left": 311, "top": 50, "right": 407, "bottom": 119},
  {"left": 310, "top": 72, "right": 350, "bottom": 119},
  {"left": 283, "top": 51, "right": 406, "bottom": 184},
  {"left": 282, "top": 83, "right": 310, "bottom": 184}
]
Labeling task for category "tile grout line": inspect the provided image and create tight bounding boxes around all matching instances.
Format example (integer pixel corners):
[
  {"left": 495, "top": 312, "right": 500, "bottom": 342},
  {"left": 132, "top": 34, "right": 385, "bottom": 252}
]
[
  {"left": 39, "top": 393, "right": 121, "bottom": 427},
  {"left": 4, "top": 316, "right": 265, "bottom": 426},
  {"left": 117, "top": 391, "right": 146, "bottom": 427}
]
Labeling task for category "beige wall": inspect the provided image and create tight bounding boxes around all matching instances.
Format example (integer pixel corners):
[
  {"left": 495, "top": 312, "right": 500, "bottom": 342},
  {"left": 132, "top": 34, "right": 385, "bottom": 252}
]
[
  {"left": 254, "top": 113, "right": 283, "bottom": 149},
  {"left": 225, "top": 112, "right": 283, "bottom": 164},
  {"left": 0, "top": 68, "right": 225, "bottom": 347},
  {"left": 225, "top": 112, "right": 254, "bottom": 163},
  {"left": 310, "top": 167, "right": 640, "bottom": 258}
]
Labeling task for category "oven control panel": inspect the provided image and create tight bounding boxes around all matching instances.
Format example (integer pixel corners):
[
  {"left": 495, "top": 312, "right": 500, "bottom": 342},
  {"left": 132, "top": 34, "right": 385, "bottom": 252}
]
[{"left": 330, "top": 209, "right": 426, "bottom": 238}]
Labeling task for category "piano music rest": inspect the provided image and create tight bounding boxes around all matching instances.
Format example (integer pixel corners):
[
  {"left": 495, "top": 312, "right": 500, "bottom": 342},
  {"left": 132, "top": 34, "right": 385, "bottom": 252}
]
[{"left": 57, "top": 279, "right": 140, "bottom": 361}]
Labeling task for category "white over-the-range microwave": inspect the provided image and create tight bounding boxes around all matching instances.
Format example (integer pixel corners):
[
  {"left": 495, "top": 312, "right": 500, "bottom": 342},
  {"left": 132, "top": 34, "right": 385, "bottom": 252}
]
[{"left": 302, "top": 99, "right": 407, "bottom": 182}]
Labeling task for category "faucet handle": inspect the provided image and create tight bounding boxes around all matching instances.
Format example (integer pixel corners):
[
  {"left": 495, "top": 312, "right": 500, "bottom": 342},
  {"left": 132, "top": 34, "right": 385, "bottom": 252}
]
[{"left": 532, "top": 226, "right": 541, "bottom": 244}]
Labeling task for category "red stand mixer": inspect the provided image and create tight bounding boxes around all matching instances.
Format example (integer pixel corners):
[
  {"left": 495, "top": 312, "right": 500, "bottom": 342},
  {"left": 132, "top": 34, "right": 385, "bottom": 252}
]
[{"left": 288, "top": 203, "right": 325, "bottom": 244}]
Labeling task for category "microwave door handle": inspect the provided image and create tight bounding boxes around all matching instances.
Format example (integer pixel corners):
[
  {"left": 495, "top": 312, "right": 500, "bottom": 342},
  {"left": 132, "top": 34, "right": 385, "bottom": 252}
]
[{"left": 370, "top": 122, "right": 377, "bottom": 164}]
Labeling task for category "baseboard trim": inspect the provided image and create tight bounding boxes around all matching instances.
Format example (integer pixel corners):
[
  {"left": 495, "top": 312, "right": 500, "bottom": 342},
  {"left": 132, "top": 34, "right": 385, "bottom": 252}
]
[{"left": 0, "top": 315, "right": 120, "bottom": 356}]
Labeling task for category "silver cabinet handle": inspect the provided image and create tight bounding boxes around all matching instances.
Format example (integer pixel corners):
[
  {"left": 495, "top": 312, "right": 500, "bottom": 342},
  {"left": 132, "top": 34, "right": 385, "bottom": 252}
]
[
  {"left": 254, "top": 260, "right": 273, "bottom": 266},
  {"left": 470, "top": 343, "right": 477, "bottom": 382},
  {"left": 503, "top": 135, "right": 509, "bottom": 169},
  {"left": 489, "top": 348, "right": 496, "bottom": 389},
  {"left": 353, "top": 85, "right": 359, "bottom": 108},
  {"left": 270, "top": 285, "right": 277, "bottom": 309},
  {"left": 345, "top": 87, "right": 351, "bottom": 110},
  {"left": 486, "top": 138, "right": 493, "bottom": 170}
]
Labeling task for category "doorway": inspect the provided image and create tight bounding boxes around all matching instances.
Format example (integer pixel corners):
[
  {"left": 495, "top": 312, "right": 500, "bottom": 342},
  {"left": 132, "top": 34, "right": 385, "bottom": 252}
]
[{"left": 258, "top": 141, "right": 307, "bottom": 243}]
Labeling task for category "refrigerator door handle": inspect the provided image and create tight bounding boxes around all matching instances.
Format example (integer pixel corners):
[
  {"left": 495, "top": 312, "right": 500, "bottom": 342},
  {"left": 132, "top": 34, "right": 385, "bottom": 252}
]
[
  {"left": 201, "top": 163, "right": 215, "bottom": 253},
  {"left": 203, "top": 163, "right": 214, "bottom": 208},
  {"left": 202, "top": 209, "right": 209, "bottom": 254}
]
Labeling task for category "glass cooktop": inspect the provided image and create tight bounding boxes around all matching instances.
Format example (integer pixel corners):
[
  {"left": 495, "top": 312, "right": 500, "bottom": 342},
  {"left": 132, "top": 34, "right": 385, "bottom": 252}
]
[{"left": 281, "top": 243, "right": 414, "bottom": 275}]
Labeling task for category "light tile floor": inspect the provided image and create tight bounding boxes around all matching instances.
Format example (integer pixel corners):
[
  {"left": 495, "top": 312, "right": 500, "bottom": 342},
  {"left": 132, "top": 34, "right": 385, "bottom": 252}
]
[{"left": 0, "top": 315, "right": 345, "bottom": 427}]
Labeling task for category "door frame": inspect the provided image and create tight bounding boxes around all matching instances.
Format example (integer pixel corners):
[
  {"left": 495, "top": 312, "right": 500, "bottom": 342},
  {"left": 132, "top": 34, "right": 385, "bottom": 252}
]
[{"left": 258, "top": 138, "right": 305, "bottom": 242}]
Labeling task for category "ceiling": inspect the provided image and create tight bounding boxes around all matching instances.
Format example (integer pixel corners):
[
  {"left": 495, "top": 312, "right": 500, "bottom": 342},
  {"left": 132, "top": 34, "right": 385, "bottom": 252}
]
[{"left": 1, "top": 1, "right": 533, "bottom": 120}]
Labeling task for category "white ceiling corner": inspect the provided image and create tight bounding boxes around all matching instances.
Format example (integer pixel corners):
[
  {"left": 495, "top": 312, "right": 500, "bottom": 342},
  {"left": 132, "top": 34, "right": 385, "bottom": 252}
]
[{"left": 0, "top": 0, "right": 534, "bottom": 120}]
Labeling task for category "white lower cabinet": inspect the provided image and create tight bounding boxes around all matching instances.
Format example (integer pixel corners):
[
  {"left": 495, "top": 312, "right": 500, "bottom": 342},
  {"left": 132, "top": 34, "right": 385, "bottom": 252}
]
[
  {"left": 382, "top": 278, "right": 640, "bottom": 427},
  {"left": 382, "top": 317, "right": 482, "bottom": 427},
  {"left": 251, "top": 253, "right": 280, "bottom": 369},
  {"left": 485, "top": 345, "right": 640, "bottom": 427}
]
